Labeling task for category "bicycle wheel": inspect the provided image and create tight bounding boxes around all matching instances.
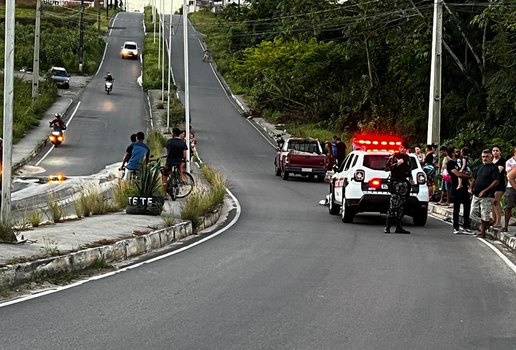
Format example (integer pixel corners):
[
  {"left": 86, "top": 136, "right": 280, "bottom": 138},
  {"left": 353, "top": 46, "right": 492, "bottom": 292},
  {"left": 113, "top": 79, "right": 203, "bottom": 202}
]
[
  {"left": 176, "top": 172, "right": 195, "bottom": 198},
  {"left": 168, "top": 175, "right": 178, "bottom": 201}
]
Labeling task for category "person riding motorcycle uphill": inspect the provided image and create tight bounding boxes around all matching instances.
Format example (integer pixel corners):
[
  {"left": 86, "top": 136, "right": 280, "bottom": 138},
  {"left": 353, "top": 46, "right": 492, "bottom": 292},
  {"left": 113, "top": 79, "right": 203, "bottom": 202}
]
[
  {"left": 104, "top": 72, "right": 114, "bottom": 82},
  {"left": 384, "top": 140, "right": 412, "bottom": 234},
  {"left": 49, "top": 113, "right": 66, "bottom": 130}
]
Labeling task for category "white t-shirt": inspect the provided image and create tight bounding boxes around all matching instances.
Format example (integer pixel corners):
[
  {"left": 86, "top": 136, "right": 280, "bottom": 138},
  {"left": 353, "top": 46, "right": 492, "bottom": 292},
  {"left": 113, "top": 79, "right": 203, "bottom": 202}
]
[{"left": 505, "top": 157, "right": 516, "bottom": 187}]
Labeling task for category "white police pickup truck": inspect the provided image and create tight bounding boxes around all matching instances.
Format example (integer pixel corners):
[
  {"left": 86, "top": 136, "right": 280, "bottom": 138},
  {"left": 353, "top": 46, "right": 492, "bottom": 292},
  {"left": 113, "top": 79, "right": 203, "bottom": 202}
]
[{"left": 327, "top": 134, "right": 429, "bottom": 226}]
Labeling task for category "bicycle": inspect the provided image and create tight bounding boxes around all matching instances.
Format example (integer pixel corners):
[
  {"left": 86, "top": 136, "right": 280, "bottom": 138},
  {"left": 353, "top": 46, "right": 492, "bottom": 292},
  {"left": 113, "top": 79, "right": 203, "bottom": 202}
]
[{"left": 162, "top": 161, "right": 195, "bottom": 201}]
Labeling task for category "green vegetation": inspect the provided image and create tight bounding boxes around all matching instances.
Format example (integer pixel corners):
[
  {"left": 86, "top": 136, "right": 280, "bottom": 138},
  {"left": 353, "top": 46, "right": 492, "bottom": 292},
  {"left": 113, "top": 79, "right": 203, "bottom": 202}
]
[
  {"left": 75, "top": 185, "right": 117, "bottom": 217},
  {"left": 41, "top": 238, "right": 60, "bottom": 256},
  {"left": 47, "top": 192, "right": 65, "bottom": 223},
  {"left": 142, "top": 6, "right": 163, "bottom": 91},
  {"left": 0, "top": 3, "right": 109, "bottom": 141},
  {"left": 147, "top": 128, "right": 166, "bottom": 158},
  {"left": 180, "top": 164, "right": 226, "bottom": 230},
  {"left": 0, "top": 220, "right": 17, "bottom": 243},
  {"left": 189, "top": 1, "right": 516, "bottom": 157}
]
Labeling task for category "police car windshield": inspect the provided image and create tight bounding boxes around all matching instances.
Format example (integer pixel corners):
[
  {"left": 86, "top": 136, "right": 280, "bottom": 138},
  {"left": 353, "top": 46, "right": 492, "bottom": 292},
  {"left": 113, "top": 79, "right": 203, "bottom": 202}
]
[
  {"left": 125, "top": 44, "right": 137, "bottom": 50},
  {"left": 363, "top": 154, "right": 418, "bottom": 170}
]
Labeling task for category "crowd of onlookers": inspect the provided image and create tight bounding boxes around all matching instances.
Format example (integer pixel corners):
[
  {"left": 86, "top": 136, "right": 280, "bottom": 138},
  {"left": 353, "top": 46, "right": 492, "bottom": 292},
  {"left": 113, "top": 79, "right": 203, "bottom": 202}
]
[{"left": 418, "top": 144, "right": 516, "bottom": 236}]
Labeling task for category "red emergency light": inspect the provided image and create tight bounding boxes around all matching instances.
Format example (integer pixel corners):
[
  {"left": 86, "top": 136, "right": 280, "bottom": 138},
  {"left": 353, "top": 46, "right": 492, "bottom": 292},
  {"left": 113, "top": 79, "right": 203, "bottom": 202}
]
[{"left": 352, "top": 133, "right": 402, "bottom": 153}]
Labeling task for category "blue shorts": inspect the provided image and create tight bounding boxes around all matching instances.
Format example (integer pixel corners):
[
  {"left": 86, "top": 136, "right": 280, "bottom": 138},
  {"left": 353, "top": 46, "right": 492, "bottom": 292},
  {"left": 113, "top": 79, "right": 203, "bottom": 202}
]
[{"left": 441, "top": 179, "right": 451, "bottom": 191}]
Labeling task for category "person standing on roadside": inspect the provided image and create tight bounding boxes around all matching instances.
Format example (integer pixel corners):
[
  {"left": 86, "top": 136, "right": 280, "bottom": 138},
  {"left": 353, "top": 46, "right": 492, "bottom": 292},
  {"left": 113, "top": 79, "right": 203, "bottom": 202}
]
[
  {"left": 415, "top": 146, "right": 424, "bottom": 164},
  {"left": 335, "top": 137, "right": 346, "bottom": 167},
  {"left": 446, "top": 146, "right": 472, "bottom": 234},
  {"left": 469, "top": 149, "right": 499, "bottom": 238},
  {"left": 384, "top": 140, "right": 412, "bottom": 234},
  {"left": 491, "top": 145, "right": 506, "bottom": 228},
  {"left": 438, "top": 146, "right": 452, "bottom": 206},
  {"left": 124, "top": 132, "right": 150, "bottom": 180},
  {"left": 423, "top": 144, "right": 437, "bottom": 200},
  {"left": 502, "top": 147, "right": 516, "bottom": 232},
  {"left": 163, "top": 127, "right": 188, "bottom": 198}
]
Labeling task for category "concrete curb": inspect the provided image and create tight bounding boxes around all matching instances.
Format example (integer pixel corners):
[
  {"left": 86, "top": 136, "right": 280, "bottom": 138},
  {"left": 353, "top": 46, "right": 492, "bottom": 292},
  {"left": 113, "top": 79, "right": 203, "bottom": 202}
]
[
  {"left": 0, "top": 201, "right": 224, "bottom": 288},
  {"left": 428, "top": 203, "right": 516, "bottom": 252}
]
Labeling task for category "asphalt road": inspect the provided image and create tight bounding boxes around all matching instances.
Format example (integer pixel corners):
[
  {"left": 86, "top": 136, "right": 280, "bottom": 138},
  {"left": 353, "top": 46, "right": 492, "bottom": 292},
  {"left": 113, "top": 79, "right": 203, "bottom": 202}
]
[
  {"left": 0, "top": 13, "right": 515, "bottom": 350},
  {"left": 33, "top": 12, "right": 147, "bottom": 176}
]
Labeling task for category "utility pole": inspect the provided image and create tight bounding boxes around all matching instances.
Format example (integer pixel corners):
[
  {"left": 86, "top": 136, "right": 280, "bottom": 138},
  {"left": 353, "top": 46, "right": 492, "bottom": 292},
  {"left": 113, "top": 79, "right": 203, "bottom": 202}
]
[
  {"left": 32, "top": 0, "right": 41, "bottom": 99},
  {"left": 153, "top": 0, "right": 156, "bottom": 43},
  {"left": 2, "top": 0, "right": 15, "bottom": 230},
  {"left": 167, "top": 0, "right": 173, "bottom": 132},
  {"left": 79, "top": 0, "right": 85, "bottom": 73},
  {"left": 427, "top": 0, "right": 443, "bottom": 147},
  {"left": 183, "top": 0, "right": 190, "bottom": 173},
  {"left": 161, "top": 0, "right": 165, "bottom": 101},
  {"left": 158, "top": 0, "right": 161, "bottom": 70},
  {"left": 97, "top": 0, "right": 101, "bottom": 33},
  {"left": 106, "top": 0, "right": 109, "bottom": 21}
]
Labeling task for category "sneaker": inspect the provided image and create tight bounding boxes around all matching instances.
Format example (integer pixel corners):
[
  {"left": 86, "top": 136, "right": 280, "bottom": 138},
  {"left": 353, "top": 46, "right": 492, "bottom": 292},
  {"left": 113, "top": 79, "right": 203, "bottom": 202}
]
[
  {"left": 461, "top": 228, "right": 474, "bottom": 235},
  {"left": 453, "top": 229, "right": 461, "bottom": 235},
  {"left": 501, "top": 227, "right": 508, "bottom": 233}
]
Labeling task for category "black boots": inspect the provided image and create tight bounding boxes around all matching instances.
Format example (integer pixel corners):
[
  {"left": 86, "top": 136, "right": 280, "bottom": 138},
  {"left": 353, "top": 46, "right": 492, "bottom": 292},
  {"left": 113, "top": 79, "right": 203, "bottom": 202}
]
[
  {"left": 385, "top": 218, "right": 411, "bottom": 234},
  {"left": 384, "top": 217, "right": 392, "bottom": 233},
  {"left": 395, "top": 225, "right": 411, "bottom": 234}
]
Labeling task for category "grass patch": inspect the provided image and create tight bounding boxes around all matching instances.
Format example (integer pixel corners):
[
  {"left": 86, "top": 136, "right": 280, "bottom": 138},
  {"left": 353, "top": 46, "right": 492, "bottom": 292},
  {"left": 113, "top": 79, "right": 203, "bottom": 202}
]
[
  {"left": 0, "top": 221, "right": 16, "bottom": 242},
  {"left": 181, "top": 164, "right": 226, "bottom": 230},
  {"left": 161, "top": 94, "right": 185, "bottom": 128},
  {"left": 41, "top": 238, "right": 60, "bottom": 257},
  {"left": 113, "top": 178, "right": 137, "bottom": 209},
  {"left": 25, "top": 209, "right": 43, "bottom": 227},
  {"left": 147, "top": 128, "right": 166, "bottom": 158},
  {"left": 89, "top": 258, "right": 110, "bottom": 269},
  {"left": 75, "top": 185, "right": 117, "bottom": 217},
  {"left": 162, "top": 214, "right": 176, "bottom": 227},
  {"left": 46, "top": 192, "right": 64, "bottom": 223}
]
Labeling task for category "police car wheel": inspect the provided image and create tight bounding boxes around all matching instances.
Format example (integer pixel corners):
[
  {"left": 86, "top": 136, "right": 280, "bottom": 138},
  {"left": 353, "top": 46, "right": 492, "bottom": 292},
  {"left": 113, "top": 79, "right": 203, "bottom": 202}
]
[
  {"left": 412, "top": 209, "right": 428, "bottom": 226},
  {"left": 328, "top": 192, "right": 340, "bottom": 215},
  {"left": 341, "top": 199, "right": 355, "bottom": 223}
]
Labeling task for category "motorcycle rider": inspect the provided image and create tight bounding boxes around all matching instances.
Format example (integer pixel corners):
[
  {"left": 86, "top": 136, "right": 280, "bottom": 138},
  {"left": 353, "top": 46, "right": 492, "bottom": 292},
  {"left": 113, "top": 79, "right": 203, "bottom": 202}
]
[
  {"left": 104, "top": 72, "right": 114, "bottom": 82},
  {"left": 49, "top": 113, "right": 66, "bottom": 131}
]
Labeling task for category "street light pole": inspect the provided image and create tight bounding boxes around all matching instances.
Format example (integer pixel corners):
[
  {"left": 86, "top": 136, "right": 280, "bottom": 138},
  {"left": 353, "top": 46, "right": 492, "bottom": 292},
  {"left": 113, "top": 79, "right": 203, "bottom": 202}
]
[
  {"left": 183, "top": 0, "right": 190, "bottom": 172},
  {"left": 161, "top": 0, "right": 165, "bottom": 101},
  {"left": 167, "top": 0, "right": 173, "bottom": 132},
  {"left": 79, "top": 0, "right": 85, "bottom": 73},
  {"left": 427, "top": 0, "right": 443, "bottom": 147},
  {"left": 32, "top": 0, "right": 41, "bottom": 99},
  {"left": 1, "top": 0, "right": 15, "bottom": 231}
]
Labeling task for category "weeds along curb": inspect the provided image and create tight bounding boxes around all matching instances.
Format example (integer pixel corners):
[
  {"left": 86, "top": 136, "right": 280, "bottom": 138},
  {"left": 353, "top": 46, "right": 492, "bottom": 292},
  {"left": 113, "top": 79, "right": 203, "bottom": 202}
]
[
  {"left": 0, "top": 221, "right": 192, "bottom": 288},
  {"left": 0, "top": 195, "right": 225, "bottom": 289}
]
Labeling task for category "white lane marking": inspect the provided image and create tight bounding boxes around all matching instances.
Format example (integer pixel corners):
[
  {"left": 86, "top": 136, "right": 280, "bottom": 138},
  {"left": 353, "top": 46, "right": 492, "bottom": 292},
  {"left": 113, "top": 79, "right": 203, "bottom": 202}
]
[
  {"left": 430, "top": 213, "right": 516, "bottom": 274},
  {"left": 95, "top": 13, "right": 119, "bottom": 77},
  {"left": 478, "top": 238, "right": 516, "bottom": 273},
  {"left": 0, "top": 189, "right": 241, "bottom": 308},
  {"left": 35, "top": 101, "right": 81, "bottom": 166}
]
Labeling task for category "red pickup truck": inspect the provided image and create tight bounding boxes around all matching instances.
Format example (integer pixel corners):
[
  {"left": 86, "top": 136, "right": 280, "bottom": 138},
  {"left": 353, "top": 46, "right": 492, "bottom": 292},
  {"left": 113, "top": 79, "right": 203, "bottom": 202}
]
[{"left": 274, "top": 137, "right": 327, "bottom": 182}]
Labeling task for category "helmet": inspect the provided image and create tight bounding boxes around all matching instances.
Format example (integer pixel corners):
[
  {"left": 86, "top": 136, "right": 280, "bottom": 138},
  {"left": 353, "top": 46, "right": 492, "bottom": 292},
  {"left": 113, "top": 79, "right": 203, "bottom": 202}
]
[
  {"left": 106, "top": 72, "right": 112, "bottom": 76},
  {"left": 54, "top": 113, "right": 62, "bottom": 119}
]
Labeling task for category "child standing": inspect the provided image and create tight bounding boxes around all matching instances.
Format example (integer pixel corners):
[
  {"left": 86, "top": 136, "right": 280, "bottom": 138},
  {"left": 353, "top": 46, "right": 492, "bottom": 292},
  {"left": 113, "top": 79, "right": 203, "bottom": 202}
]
[{"left": 457, "top": 147, "right": 471, "bottom": 189}]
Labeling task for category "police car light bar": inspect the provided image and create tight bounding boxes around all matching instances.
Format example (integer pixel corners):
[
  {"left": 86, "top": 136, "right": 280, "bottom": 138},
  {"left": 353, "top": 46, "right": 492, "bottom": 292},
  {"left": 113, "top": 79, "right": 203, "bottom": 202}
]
[{"left": 352, "top": 133, "right": 402, "bottom": 153}]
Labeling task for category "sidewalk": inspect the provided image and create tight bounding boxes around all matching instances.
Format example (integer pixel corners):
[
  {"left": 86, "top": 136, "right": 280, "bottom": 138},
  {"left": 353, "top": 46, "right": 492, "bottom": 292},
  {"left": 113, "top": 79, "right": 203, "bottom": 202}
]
[{"left": 0, "top": 79, "right": 222, "bottom": 289}]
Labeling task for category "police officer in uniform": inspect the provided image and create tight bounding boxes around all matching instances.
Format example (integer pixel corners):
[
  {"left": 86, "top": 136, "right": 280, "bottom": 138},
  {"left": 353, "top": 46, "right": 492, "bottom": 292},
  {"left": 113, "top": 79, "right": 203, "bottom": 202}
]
[{"left": 385, "top": 140, "right": 412, "bottom": 234}]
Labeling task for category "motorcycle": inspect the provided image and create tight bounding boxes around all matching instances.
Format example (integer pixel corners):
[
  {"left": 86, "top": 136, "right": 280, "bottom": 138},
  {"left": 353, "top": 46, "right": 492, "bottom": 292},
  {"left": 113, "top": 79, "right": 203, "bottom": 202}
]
[
  {"left": 105, "top": 80, "right": 114, "bottom": 94},
  {"left": 49, "top": 125, "right": 64, "bottom": 146}
]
